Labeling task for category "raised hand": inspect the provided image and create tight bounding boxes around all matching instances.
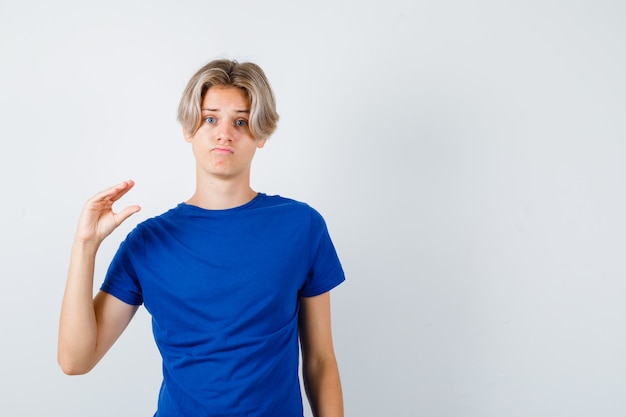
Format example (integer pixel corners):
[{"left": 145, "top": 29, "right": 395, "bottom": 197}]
[{"left": 74, "top": 180, "right": 141, "bottom": 246}]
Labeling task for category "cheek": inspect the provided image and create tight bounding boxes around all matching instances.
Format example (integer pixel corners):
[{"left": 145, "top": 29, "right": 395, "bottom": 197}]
[{"left": 190, "top": 139, "right": 206, "bottom": 156}]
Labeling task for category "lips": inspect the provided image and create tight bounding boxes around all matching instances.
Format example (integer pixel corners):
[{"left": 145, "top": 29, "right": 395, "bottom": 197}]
[{"left": 212, "top": 146, "right": 234, "bottom": 154}]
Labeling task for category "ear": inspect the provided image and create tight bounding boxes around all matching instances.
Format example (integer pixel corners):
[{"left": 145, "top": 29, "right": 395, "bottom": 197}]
[
  {"left": 183, "top": 127, "right": 193, "bottom": 143},
  {"left": 256, "top": 138, "right": 268, "bottom": 149}
]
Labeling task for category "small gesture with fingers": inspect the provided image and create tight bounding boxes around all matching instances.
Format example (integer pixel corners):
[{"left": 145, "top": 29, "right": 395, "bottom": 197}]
[{"left": 75, "top": 180, "right": 141, "bottom": 246}]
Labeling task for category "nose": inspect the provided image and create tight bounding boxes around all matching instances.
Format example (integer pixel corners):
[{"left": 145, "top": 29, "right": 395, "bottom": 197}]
[{"left": 216, "top": 122, "right": 235, "bottom": 142}]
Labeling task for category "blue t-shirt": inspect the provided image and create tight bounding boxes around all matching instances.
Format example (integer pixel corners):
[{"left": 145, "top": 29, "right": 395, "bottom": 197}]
[{"left": 101, "top": 193, "right": 345, "bottom": 417}]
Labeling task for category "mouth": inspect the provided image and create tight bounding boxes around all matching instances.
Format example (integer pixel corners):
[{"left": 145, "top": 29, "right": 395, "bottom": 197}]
[{"left": 212, "top": 146, "right": 234, "bottom": 154}]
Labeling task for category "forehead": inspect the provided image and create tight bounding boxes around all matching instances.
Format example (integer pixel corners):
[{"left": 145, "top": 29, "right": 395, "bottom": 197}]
[{"left": 201, "top": 86, "right": 250, "bottom": 109}]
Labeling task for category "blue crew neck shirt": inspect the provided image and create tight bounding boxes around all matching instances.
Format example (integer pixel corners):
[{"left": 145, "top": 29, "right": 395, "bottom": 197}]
[{"left": 101, "top": 193, "right": 345, "bottom": 416}]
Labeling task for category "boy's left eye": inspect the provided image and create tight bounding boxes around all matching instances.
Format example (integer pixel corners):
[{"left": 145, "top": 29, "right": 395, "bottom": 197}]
[{"left": 235, "top": 119, "right": 248, "bottom": 127}]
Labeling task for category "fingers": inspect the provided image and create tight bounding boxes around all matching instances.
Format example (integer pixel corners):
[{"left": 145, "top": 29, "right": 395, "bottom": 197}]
[
  {"left": 108, "top": 180, "right": 136, "bottom": 203},
  {"left": 83, "top": 180, "right": 141, "bottom": 225},
  {"left": 75, "top": 180, "right": 141, "bottom": 245},
  {"left": 100, "top": 180, "right": 141, "bottom": 225},
  {"left": 90, "top": 180, "right": 136, "bottom": 205},
  {"left": 101, "top": 180, "right": 142, "bottom": 222}
]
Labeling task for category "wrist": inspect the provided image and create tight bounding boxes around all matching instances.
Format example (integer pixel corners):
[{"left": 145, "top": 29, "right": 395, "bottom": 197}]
[{"left": 71, "top": 238, "right": 101, "bottom": 255}]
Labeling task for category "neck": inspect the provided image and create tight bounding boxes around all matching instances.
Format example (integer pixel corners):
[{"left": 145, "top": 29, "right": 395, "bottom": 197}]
[{"left": 186, "top": 175, "right": 258, "bottom": 210}]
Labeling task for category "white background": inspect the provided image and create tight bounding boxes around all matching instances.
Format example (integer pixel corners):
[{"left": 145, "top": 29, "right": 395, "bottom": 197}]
[{"left": 1, "top": 1, "right": 625, "bottom": 416}]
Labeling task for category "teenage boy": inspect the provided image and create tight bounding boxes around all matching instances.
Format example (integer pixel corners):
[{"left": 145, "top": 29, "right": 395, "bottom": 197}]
[{"left": 58, "top": 59, "right": 345, "bottom": 417}]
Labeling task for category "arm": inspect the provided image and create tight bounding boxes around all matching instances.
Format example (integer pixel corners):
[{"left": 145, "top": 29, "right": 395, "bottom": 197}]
[
  {"left": 58, "top": 180, "right": 141, "bottom": 375},
  {"left": 299, "top": 292, "right": 344, "bottom": 417}
]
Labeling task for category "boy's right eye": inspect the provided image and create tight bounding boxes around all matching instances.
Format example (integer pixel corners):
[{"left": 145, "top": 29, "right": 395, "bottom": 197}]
[{"left": 204, "top": 116, "right": 216, "bottom": 124}]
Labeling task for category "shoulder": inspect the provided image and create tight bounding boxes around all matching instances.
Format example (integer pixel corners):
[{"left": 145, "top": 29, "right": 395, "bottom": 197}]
[
  {"left": 257, "top": 193, "right": 326, "bottom": 222},
  {"left": 256, "top": 194, "right": 332, "bottom": 241},
  {"left": 122, "top": 204, "right": 185, "bottom": 241},
  {"left": 257, "top": 193, "right": 307, "bottom": 209},
  {"left": 257, "top": 193, "right": 319, "bottom": 214}
]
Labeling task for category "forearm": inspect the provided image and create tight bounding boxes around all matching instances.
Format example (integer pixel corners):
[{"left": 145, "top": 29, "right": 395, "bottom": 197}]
[
  {"left": 303, "top": 356, "right": 344, "bottom": 417},
  {"left": 57, "top": 241, "right": 100, "bottom": 374}
]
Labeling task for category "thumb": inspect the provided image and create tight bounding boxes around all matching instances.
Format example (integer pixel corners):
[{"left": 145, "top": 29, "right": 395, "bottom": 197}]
[{"left": 114, "top": 205, "right": 142, "bottom": 227}]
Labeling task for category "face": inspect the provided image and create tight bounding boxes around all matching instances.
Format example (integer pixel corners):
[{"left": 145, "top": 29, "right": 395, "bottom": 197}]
[{"left": 184, "top": 86, "right": 266, "bottom": 182}]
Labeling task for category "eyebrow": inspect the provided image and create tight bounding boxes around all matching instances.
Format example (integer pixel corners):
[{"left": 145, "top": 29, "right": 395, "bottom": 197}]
[{"left": 202, "top": 108, "right": 250, "bottom": 113}]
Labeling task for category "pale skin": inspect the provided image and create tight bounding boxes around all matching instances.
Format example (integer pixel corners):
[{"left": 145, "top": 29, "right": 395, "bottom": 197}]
[{"left": 58, "top": 86, "right": 343, "bottom": 417}]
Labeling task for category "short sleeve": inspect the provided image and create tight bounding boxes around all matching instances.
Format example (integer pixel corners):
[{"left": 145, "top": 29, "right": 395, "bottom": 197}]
[
  {"left": 299, "top": 209, "right": 345, "bottom": 297},
  {"left": 100, "top": 229, "right": 144, "bottom": 306}
]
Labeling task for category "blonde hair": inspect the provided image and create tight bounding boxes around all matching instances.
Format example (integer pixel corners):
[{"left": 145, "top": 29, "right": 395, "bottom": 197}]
[{"left": 177, "top": 59, "right": 279, "bottom": 139}]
